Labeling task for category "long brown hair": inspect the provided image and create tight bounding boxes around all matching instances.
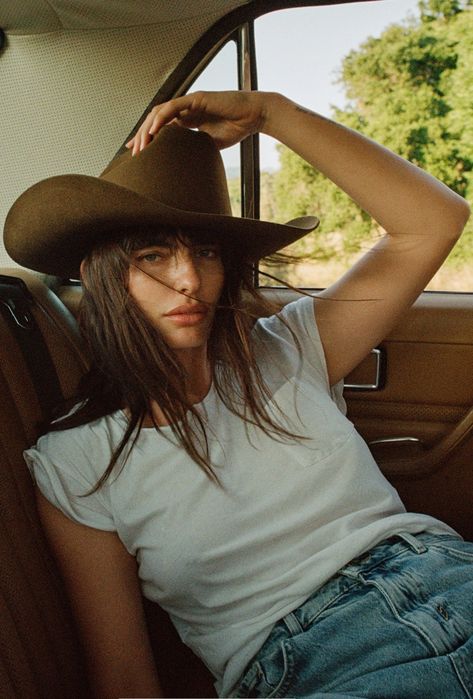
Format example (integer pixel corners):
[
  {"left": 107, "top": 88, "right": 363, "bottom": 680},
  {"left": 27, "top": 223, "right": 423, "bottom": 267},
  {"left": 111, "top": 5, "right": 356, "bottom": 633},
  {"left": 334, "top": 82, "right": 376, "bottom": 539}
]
[{"left": 48, "top": 228, "right": 304, "bottom": 491}]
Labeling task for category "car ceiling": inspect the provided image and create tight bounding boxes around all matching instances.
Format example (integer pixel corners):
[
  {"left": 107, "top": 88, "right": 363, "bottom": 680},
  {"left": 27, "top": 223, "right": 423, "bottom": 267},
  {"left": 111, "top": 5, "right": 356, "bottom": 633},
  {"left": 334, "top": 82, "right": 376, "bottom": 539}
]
[{"left": 0, "top": 0, "right": 251, "bottom": 269}]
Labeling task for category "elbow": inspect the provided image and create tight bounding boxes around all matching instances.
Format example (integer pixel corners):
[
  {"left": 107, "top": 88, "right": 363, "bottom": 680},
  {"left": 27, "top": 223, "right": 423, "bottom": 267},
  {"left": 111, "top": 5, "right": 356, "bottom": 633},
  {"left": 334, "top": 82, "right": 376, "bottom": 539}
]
[
  {"left": 459, "top": 198, "right": 471, "bottom": 231},
  {"left": 442, "top": 195, "right": 470, "bottom": 243},
  {"left": 455, "top": 197, "right": 471, "bottom": 238}
]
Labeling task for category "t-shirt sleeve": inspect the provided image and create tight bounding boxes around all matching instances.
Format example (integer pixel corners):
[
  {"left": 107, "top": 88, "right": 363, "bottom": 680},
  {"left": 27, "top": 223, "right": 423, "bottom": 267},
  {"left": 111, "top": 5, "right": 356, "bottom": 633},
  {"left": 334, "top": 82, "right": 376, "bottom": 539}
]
[
  {"left": 24, "top": 428, "right": 116, "bottom": 531},
  {"left": 253, "top": 295, "right": 346, "bottom": 414}
]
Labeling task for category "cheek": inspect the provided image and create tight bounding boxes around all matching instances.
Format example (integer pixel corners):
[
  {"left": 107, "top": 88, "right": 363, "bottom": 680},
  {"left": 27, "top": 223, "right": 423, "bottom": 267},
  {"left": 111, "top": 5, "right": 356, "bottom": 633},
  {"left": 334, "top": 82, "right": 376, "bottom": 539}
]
[
  {"left": 127, "top": 269, "right": 146, "bottom": 304},
  {"left": 209, "top": 278, "right": 224, "bottom": 307},
  {"left": 128, "top": 270, "right": 167, "bottom": 309},
  {"left": 212, "top": 265, "right": 225, "bottom": 299},
  {"left": 216, "top": 272, "right": 225, "bottom": 298}
]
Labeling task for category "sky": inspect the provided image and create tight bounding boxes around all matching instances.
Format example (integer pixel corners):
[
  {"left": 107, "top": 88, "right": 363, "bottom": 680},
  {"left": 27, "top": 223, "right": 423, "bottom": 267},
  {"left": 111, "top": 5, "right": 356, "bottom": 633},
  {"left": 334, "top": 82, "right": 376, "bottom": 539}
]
[{"left": 192, "top": 0, "right": 421, "bottom": 171}]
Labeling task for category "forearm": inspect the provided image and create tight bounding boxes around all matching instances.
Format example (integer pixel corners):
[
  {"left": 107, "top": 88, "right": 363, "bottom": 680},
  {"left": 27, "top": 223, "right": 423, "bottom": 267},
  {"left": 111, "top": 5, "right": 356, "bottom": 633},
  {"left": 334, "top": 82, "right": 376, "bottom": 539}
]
[{"left": 261, "top": 92, "right": 469, "bottom": 241}]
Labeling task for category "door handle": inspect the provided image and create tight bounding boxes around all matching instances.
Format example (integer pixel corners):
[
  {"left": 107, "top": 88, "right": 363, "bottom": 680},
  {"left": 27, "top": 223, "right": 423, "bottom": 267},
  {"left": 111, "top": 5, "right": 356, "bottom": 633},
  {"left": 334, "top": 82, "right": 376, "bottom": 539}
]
[
  {"left": 345, "top": 348, "right": 385, "bottom": 391},
  {"left": 373, "top": 405, "right": 473, "bottom": 477}
]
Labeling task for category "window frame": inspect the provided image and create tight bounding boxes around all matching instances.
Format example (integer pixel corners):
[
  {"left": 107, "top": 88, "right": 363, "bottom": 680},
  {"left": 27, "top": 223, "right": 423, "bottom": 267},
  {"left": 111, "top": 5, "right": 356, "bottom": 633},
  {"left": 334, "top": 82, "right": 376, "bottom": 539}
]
[{"left": 120, "top": 1, "right": 376, "bottom": 204}]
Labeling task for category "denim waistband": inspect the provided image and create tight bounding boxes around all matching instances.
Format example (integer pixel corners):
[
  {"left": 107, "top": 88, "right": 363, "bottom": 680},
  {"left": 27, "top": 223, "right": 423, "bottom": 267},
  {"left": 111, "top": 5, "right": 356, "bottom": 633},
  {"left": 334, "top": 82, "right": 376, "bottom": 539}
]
[
  {"left": 233, "top": 530, "right": 472, "bottom": 698},
  {"left": 279, "top": 531, "right": 462, "bottom": 637}
]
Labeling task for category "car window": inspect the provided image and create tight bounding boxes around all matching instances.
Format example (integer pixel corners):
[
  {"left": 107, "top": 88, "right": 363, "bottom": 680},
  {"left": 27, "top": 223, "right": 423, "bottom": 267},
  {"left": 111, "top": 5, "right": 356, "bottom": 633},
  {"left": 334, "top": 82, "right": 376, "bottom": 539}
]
[
  {"left": 253, "top": 0, "right": 472, "bottom": 292},
  {"left": 187, "top": 39, "right": 241, "bottom": 216}
]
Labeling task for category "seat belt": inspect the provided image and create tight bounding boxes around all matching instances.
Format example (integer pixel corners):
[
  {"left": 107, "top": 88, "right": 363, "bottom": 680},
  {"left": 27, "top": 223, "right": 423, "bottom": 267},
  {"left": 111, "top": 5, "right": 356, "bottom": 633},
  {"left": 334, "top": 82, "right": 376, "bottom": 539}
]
[{"left": 0, "top": 274, "right": 63, "bottom": 419}]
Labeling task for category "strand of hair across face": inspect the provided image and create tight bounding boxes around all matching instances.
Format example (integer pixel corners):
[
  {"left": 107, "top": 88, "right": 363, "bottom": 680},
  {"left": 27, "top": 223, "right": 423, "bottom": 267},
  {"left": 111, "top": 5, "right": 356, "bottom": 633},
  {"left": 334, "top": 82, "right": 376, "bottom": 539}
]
[{"left": 129, "top": 259, "right": 380, "bottom": 307}]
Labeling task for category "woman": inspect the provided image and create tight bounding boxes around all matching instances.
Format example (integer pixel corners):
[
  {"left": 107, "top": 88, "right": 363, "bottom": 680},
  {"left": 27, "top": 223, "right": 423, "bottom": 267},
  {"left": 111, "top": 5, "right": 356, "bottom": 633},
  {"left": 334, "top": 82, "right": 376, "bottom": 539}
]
[{"left": 4, "top": 90, "right": 472, "bottom": 699}]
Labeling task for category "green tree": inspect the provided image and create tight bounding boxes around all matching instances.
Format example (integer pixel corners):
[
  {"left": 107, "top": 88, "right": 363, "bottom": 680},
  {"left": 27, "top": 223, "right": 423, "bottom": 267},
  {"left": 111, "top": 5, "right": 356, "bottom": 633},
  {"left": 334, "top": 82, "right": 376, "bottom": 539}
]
[
  {"left": 271, "top": 2, "right": 473, "bottom": 265},
  {"left": 419, "top": 0, "right": 469, "bottom": 22}
]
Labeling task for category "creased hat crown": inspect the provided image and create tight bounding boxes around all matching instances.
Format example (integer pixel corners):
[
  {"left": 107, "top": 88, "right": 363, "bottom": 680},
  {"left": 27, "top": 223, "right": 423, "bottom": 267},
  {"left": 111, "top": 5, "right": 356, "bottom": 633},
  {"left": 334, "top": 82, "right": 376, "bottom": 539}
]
[{"left": 101, "top": 125, "right": 232, "bottom": 216}]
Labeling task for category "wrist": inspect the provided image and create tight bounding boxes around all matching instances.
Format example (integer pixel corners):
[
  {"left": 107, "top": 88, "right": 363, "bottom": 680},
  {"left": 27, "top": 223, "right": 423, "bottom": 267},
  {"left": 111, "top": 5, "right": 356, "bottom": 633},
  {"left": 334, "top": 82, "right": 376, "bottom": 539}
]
[{"left": 259, "top": 92, "right": 296, "bottom": 139}]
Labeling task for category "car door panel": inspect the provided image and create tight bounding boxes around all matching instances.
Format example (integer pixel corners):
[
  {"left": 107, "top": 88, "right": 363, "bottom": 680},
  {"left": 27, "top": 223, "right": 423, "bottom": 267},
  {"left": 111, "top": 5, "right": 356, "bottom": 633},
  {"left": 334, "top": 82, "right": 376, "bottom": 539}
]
[
  {"left": 346, "top": 292, "right": 473, "bottom": 451},
  {"left": 344, "top": 292, "right": 473, "bottom": 540}
]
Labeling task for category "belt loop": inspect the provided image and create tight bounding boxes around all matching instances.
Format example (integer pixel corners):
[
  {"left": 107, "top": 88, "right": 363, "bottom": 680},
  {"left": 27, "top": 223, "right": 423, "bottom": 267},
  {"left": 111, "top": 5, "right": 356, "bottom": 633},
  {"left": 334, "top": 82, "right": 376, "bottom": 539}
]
[
  {"left": 282, "top": 611, "right": 303, "bottom": 636},
  {"left": 397, "top": 532, "right": 428, "bottom": 554}
]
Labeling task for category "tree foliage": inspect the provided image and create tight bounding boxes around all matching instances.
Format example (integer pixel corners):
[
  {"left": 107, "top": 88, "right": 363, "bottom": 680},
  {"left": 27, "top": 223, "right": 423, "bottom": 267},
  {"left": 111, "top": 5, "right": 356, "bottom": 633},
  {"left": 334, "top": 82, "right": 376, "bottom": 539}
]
[
  {"left": 266, "top": 2, "right": 473, "bottom": 265},
  {"left": 419, "top": 0, "right": 470, "bottom": 22}
]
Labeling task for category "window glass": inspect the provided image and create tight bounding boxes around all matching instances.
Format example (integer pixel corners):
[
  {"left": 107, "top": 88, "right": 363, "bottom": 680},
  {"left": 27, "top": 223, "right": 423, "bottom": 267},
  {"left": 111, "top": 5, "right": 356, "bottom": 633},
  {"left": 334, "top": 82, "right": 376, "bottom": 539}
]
[
  {"left": 255, "top": 0, "right": 472, "bottom": 291},
  {"left": 188, "top": 39, "right": 240, "bottom": 216}
]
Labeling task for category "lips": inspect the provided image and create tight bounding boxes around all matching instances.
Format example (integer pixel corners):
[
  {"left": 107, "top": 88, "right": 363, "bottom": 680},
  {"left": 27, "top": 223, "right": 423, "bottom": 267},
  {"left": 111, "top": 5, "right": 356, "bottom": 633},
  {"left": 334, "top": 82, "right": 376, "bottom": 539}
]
[
  {"left": 164, "top": 303, "right": 208, "bottom": 317},
  {"left": 163, "top": 303, "right": 210, "bottom": 326}
]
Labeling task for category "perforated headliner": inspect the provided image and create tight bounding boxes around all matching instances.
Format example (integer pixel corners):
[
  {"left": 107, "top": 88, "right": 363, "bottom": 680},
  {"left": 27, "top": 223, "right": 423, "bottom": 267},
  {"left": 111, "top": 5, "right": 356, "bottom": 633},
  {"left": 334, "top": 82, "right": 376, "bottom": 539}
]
[
  {"left": 0, "top": 0, "right": 250, "bottom": 269},
  {"left": 2, "top": 0, "right": 249, "bottom": 34}
]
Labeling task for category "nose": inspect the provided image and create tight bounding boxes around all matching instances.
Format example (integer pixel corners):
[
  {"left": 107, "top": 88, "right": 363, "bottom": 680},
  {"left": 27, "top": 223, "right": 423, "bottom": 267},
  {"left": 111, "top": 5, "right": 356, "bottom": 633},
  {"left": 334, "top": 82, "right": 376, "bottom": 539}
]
[{"left": 173, "top": 250, "right": 201, "bottom": 295}]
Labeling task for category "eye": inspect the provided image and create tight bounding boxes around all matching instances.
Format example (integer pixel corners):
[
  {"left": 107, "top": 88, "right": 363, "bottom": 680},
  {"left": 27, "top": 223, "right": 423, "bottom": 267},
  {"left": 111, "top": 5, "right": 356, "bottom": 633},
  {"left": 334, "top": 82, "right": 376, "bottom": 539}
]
[
  {"left": 141, "top": 253, "right": 161, "bottom": 263},
  {"left": 195, "top": 246, "right": 220, "bottom": 259},
  {"left": 135, "top": 248, "right": 168, "bottom": 263}
]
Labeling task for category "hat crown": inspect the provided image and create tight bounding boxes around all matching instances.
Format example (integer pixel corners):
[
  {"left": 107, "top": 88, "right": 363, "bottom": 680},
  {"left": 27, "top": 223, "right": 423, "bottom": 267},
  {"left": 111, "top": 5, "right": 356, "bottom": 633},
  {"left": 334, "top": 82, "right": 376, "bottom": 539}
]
[
  {"left": 4, "top": 123, "right": 318, "bottom": 278},
  {"left": 101, "top": 125, "right": 232, "bottom": 217}
]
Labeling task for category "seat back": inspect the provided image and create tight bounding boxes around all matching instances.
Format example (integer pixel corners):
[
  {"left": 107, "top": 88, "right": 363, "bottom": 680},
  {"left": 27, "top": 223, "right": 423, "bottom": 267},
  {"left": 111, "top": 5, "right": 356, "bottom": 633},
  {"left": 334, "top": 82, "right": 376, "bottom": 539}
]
[{"left": 0, "top": 269, "right": 91, "bottom": 698}]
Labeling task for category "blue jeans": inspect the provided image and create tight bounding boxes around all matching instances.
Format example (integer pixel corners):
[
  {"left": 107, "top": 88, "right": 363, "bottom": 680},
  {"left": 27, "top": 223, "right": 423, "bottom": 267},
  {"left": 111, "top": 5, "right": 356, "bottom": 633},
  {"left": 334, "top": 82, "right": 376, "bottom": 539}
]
[{"left": 233, "top": 532, "right": 473, "bottom": 698}]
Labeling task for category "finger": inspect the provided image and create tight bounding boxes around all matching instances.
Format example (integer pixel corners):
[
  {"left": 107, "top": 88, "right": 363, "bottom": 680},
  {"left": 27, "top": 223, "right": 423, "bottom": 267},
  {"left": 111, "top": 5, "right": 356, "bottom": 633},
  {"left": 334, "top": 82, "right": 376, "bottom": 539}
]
[
  {"left": 147, "top": 107, "right": 190, "bottom": 134},
  {"left": 146, "top": 95, "right": 201, "bottom": 137},
  {"left": 133, "top": 93, "right": 208, "bottom": 153},
  {"left": 132, "top": 124, "right": 151, "bottom": 156},
  {"left": 130, "top": 118, "right": 162, "bottom": 155},
  {"left": 125, "top": 134, "right": 141, "bottom": 149},
  {"left": 128, "top": 111, "right": 156, "bottom": 155},
  {"left": 139, "top": 128, "right": 152, "bottom": 154}
]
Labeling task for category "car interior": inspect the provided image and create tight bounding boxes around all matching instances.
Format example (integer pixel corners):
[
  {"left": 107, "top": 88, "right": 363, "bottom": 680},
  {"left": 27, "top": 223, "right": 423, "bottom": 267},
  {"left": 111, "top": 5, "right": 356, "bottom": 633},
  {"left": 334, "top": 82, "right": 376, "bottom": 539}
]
[{"left": 0, "top": 1, "right": 472, "bottom": 697}]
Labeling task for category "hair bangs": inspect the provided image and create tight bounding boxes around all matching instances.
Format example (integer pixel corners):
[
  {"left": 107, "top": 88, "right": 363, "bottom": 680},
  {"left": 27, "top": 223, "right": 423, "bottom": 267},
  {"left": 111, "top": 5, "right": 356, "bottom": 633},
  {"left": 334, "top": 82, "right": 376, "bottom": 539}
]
[{"left": 118, "top": 227, "right": 227, "bottom": 254}]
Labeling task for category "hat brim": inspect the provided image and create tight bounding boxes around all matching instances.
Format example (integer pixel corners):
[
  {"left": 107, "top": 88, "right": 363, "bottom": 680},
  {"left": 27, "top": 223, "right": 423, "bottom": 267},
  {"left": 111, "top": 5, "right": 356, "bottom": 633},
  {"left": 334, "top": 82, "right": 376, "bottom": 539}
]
[{"left": 4, "top": 174, "right": 319, "bottom": 278}]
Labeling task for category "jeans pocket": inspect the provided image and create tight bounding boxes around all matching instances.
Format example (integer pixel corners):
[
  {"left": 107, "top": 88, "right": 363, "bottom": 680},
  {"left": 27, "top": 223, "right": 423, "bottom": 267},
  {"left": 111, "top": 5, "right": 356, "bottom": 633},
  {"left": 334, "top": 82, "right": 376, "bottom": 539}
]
[{"left": 235, "top": 640, "right": 294, "bottom": 698}]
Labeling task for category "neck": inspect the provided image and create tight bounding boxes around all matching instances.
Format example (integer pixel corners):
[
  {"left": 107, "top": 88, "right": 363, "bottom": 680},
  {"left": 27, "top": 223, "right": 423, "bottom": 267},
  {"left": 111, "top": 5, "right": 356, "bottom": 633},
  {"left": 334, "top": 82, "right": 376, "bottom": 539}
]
[
  {"left": 174, "top": 345, "right": 212, "bottom": 402},
  {"left": 147, "top": 345, "right": 212, "bottom": 427}
]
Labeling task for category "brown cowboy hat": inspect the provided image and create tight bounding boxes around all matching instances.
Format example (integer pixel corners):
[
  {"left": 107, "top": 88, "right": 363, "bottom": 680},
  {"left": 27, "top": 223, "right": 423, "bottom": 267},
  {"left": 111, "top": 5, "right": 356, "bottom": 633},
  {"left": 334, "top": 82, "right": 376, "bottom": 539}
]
[{"left": 3, "top": 124, "right": 319, "bottom": 278}]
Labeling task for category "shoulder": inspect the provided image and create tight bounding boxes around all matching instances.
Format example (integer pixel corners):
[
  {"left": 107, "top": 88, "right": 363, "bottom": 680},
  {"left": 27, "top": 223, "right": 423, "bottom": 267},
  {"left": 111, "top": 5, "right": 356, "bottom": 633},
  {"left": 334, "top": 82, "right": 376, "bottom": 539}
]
[
  {"left": 252, "top": 295, "right": 325, "bottom": 368},
  {"left": 253, "top": 296, "right": 317, "bottom": 344},
  {"left": 28, "top": 410, "right": 125, "bottom": 484},
  {"left": 251, "top": 295, "right": 346, "bottom": 411},
  {"left": 24, "top": 411, "right": 123, "bottom": 530}
]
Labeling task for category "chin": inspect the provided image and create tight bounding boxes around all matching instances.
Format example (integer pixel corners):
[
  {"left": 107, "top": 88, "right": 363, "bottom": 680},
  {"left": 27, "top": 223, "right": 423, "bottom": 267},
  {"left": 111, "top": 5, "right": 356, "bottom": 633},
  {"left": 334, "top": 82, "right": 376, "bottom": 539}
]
[{"left": 165, "top": 333, "right": 209, "bottom": 351}]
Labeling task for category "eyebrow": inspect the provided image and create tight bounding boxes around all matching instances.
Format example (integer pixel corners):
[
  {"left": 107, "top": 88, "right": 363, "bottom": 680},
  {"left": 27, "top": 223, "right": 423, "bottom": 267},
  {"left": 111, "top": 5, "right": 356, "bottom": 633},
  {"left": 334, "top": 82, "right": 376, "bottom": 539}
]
[
  {"left": 129, "top": 236, "right": 177, "bottom": 252},
  {"left": 136, "top": 241, "right": 174, "bottom": 249}
]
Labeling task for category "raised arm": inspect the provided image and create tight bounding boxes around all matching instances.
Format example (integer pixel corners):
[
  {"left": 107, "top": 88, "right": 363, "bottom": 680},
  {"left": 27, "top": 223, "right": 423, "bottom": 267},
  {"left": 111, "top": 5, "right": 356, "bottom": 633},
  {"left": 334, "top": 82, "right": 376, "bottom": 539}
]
[
  {"left": 35, "top": 490, "right": 163, "bottom": 699},
  {"left": 128, "top": 90, "right": 470, "bottom": 385},
  {"left": 263, "top": 94, "right": 470, "bottom": 384}
]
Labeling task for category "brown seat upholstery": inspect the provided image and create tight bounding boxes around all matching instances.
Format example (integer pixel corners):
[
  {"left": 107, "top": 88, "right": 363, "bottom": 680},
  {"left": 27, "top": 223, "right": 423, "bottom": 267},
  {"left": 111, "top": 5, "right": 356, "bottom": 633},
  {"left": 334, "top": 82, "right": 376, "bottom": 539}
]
[
  {"left": 0, "top": 268, "right": 215, "bottom": 698},
  {"left": 0, "top": 269, "right": 91, "bottom": 698}
]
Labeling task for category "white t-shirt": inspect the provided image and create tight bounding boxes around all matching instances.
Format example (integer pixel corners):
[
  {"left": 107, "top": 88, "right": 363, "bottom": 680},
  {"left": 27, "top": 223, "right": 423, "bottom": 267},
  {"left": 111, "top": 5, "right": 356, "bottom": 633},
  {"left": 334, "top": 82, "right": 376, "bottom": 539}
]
[{"left": 24, "top": 296, "right": 454, "bottom": 697}]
